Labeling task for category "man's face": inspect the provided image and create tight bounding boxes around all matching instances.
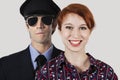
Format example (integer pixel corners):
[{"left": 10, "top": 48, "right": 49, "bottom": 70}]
[{"left": 26, "top": 15, "right": 54, "bottom": 44}]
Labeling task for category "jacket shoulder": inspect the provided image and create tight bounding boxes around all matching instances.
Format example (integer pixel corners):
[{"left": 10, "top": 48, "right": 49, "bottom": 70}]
[{"left": 0, "top": 47, "right": 29, "bottom": 65}]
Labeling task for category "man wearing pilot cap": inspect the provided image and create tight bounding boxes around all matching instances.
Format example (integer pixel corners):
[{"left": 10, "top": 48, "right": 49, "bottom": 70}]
[
  {"left": 0, "top": 0, "right": 63, "bottom": 80},
  {"left": 20, "top": 0, "right": 60, "bottom": 17}
]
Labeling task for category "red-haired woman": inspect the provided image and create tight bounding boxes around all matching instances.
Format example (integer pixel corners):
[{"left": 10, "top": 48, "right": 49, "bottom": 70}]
[{"left": 36, "top": 3, "right": 118, "bottom": 80}]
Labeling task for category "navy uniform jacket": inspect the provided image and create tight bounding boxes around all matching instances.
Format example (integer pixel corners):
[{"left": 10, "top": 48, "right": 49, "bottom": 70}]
[{"left": 0, "top": 46, "right": 63, "bottom": 80}]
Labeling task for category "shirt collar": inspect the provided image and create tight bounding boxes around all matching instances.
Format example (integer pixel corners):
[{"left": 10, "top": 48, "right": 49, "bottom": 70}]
[
  {"left": 43, "top": 45, "right": 53, "bottom": 61},
  {"left": 58, "top": 52, "right": 98, "bottom": 74},
  {"left": 87, "top": 53, "right": 98, "bottom": 67},
  {"left": 86, "top": 53, "right": 98, "bottom": 74},
  {"left": 29, "top": 44, "right": 54, "bottom": 69}
]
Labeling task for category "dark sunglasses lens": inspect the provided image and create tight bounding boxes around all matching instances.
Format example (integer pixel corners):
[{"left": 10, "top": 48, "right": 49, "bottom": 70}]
[
  {"left": 41, "top": 16, "right": 53, "bottom": 25},
  {"left": 28, "top": 17, "right": 38, "bottom": 26}
]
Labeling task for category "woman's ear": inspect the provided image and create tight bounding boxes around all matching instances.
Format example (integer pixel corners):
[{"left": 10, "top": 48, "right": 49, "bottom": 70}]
[{"left": 58, "top": 29, "right": 62, "bottom": 36}]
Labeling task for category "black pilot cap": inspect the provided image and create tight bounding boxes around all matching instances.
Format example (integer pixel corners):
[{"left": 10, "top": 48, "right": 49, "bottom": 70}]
[{"left": 20, "top": 0, "right": 61, "bottom": 18}]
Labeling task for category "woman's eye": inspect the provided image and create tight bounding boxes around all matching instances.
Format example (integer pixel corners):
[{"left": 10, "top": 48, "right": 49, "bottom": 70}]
[
  {"left": 80, "top": 27, "right": 87, "bottom": 30},
  {"left": 65, "top": 26, "right": 73, "bottom": 30}
]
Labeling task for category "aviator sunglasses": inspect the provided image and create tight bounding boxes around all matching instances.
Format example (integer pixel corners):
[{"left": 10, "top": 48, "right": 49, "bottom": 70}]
[{"left": 26, "top": 15, "right": 54, "bottom": 26}]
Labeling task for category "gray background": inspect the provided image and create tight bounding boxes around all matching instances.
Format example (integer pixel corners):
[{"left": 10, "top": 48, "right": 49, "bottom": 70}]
[{"left": 0, "top": 0, "right": 120, "bottom": 78}]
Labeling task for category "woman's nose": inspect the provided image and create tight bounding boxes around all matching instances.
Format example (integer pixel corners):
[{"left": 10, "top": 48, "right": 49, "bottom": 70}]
[{"left": 71, "top": 29, "right": 80, "bottom": 38}]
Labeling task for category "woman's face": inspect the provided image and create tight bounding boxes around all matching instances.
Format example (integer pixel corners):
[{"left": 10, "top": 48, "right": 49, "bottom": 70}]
[{"left": 59, "top": 13, "right": 91, "bottom": 52}]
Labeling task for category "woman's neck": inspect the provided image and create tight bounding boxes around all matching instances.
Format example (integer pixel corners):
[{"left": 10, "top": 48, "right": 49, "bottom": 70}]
[{"left": 64, "top": 49, "right": 90, "bottom": 73}]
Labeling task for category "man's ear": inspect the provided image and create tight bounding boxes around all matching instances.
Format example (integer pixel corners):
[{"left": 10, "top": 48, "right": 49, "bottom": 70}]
[
  {"left": 26, "top": 23, "right": 29, "bottom": 29},
  {"left": 51, "top": 18, "right": 58, "bottom": 34}
]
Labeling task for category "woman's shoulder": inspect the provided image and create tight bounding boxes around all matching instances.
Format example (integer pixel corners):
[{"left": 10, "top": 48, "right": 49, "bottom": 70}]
[
  {"left": 87, "top": 53, "right": 115, "bottom": 73},
  {"left": 87, "top": 53, "right": 118, "bottom": 79},
  {"left": 39, "top": 54, "right": 63, "bottom": 79},
  {"left": 41, "top": 53, "right": 62, "bottom": 72},
  {"left": 95, "top": 59, "right": 118, "bottom": 79}
]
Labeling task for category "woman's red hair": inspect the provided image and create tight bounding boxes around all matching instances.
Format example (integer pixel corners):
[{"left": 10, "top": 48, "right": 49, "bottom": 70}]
[{"left": 57, "top": 3, "right": 95, "bottom": 31}]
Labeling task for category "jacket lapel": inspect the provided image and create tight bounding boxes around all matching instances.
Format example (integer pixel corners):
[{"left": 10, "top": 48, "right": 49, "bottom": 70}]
[{"left": 51, "top": 45, "right": 63, "bottom": 59}]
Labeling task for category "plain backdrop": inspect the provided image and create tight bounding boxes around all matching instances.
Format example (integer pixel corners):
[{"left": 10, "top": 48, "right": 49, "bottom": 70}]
[{"left": 0, "top": 0, "right": 119, "bottom": 78}]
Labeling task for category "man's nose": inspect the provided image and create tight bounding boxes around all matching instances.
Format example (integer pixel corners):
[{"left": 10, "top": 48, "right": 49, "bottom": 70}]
[{"left": 36, "top": 18, "right": 45, "bottom": 29}]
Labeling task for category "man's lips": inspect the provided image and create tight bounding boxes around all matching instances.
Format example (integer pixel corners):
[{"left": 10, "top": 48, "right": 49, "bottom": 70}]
[{"left": 36, "top": 32, "right": 44, "bottom": 34}]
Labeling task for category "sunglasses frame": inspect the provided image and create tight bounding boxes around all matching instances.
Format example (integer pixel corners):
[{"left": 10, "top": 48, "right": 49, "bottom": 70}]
[{"left": 25, "top": 15, "right": 55, "bottom": 26}]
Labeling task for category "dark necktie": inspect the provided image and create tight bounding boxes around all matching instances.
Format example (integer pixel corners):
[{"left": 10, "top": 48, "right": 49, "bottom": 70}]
[
  {"left": 35, "top": 55, "right": 47, "bottom": 80},
  {"left": 35, "top": 55, "right": 47, "bottom": 70}
]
